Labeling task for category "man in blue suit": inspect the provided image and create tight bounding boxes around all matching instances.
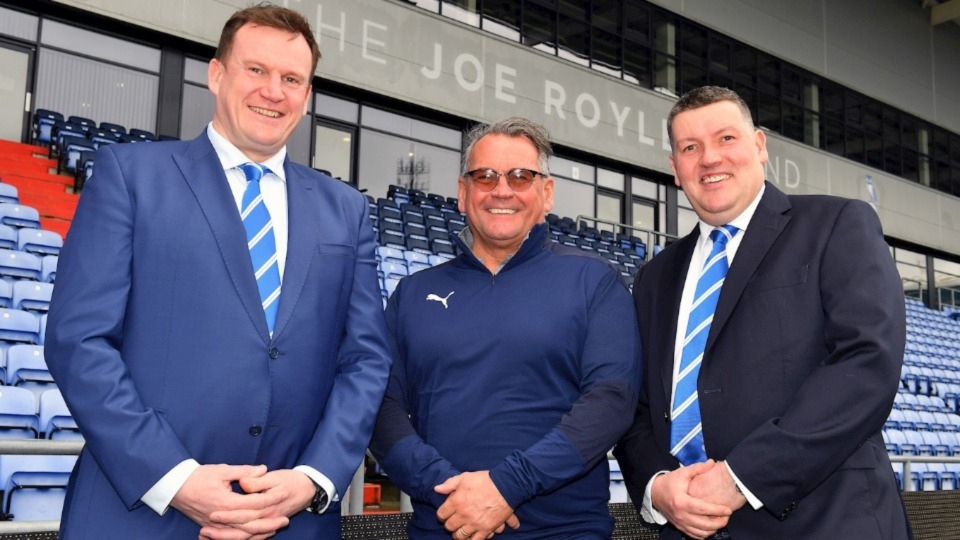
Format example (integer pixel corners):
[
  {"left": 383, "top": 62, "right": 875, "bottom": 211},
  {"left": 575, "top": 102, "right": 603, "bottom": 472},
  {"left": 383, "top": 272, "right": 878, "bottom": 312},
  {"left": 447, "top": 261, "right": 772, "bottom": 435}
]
[
  {"left": 614, "top": 86, "right": 911, "bottom": 539},
  {"left": 45, "top": 5, "right": 391, "bottom": 538}
]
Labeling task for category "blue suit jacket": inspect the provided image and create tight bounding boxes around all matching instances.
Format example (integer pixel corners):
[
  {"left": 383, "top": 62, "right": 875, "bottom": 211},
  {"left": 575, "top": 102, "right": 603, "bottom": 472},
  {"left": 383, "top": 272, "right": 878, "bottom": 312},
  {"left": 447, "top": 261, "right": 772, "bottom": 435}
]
[
  {"left": 45, "top": 132, "right": 391, "bottom": 538},
  {"left": 615, "top": 183, "right": 911, "bottom": 539}
]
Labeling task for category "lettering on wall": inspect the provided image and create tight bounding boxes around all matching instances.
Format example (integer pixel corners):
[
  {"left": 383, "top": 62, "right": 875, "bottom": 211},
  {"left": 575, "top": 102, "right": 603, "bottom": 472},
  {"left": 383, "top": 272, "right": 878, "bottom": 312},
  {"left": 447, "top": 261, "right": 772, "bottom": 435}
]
[{"left": 313, "top": 3, "right": 803, "bottom": 188}]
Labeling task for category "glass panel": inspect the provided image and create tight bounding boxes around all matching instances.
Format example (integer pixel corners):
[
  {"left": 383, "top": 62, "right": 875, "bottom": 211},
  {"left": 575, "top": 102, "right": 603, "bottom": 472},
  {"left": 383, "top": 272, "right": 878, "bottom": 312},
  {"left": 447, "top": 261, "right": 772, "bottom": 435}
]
[
  {"left": 314, "top": 123, "right": 354, "bottom": 182},
  {"left": 632, "top": 198, "right": 655, "bottom": 231},
  {"left": 357, "top": 128, "right": 461, "bottom": 200},
  {"left": 593, "top": 27, "right": 622, "bottom": 76},
  {"left": 597, "top": 191, "right": 623, "bottom": 227},
  {"left": 597, "top": 168, "right": 624, "bottom": 191},
  {"left": 624, "top": 0, "right": 650, "bottom": 43},
  {"left": 558, "top": 12, "right": 590, "bottom": 65},
  {"left": 551, "top": 176, "right": 595, "bottom": 225},
  {"left": 441, "top": 0, "right": 480, "bottom": 26},
  {"left": 0, "top": 46, "right": 29, "bottom": 142},
  {"left": 896, "top": 247, "right": 926, "bottom": 300},
  {"left": 592, "top": 0, "right": 620, "bottom": 33},
  {"left": 623, "top": 41, "right": 652, "bottom": 86},
  {"left": 549, "top": 155, "right": 595, "bottom": 183},
  {"left": 631, "top": 176, "right": 658, "bottom": 199},
  {"left": 709, "top": 37, "right": 731, "bottom": 73},
  {"left": 523, "top": 1, "right": 557, "bottom": 55},
  {"left": 482, "top": 0, "right": 521, "bottom": 40}
]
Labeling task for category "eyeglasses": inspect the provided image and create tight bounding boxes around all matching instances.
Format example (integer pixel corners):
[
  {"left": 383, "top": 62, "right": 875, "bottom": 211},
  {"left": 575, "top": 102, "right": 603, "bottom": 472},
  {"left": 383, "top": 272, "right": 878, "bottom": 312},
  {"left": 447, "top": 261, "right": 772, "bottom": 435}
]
[{"left": 463, "top": 168, "right": 546, "bottom": 192}]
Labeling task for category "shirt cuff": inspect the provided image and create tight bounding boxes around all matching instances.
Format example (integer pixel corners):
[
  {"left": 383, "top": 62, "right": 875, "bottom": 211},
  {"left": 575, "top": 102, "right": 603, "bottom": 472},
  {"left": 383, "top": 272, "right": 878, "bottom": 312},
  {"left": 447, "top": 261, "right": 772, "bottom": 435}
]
[
  {"left": 641, "top": 471, "right": 669, "bottom": 525},
  {"left": 141, "top": 459, "right": 201, "bottom": 515},
  {"left": 724, "top": 461, "right": 762, "bottom": 510},
  {"left": 293, "top": 465, "right": 339, "bottom": 514}
]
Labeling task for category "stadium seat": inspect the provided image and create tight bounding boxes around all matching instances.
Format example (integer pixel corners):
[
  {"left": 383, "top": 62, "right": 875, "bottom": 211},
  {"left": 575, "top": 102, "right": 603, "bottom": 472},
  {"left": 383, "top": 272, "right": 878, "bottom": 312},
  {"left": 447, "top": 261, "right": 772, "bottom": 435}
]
[
  {"left": 16, "top": 229, "right": 62, "bottom": 257},
  {"left": 0, "top": 454, "right": 77, "bottom": 522},
  {"left": 38, "top": 389, "right": 81, "bottom": 441},
  {"left": 0, "top": 309, "right": 39, "bottom": 344},
  {"left": 128, "top": 128, "right": 156, "bottom": 140},
  {"left": 408, "top": 261, "right": 431, "bottom": 274},
  {"left": 0, "top": 249, "right": 42, "bottom": 281},
  {"left": 0, "top": 205, "right": 40, "bottom": 230},
  {"left": 66, "top": 115, "right": 95, "bottom": 131},
  {"left": 609, "top": 459, "right": 628, "bottom": 503},
  {"left": 40, "top": 256, "right": 57, "bottom": 284},
  {"left": 11, "top": 282, "right": 53, "bottom": 312},
  {"left": 376, "top": 246, "right": 404, "bottom": 263},
  {"left": 98, "top": 121, "right": 126, "bottom": 136},
  {"left": 0, "top": 185, "right": 18, "bottom": 206},
  {"left": 379, "top": 259, "right": 408, "bottom": 280},
  {"left": 6, "top": 345, "right": 52, "bottom": 388},
  {"left": 0, "top": 387, "right": 39, "bottom": 439},
  {"left": 0, "top": 225, "right": 16, "bottom": 252},
  {"left": 32, "top": 109, "right": 63, "bottom": 146},
  {"left": 384, "top": 277, "right": 400, "bottom": 297},
  {"left": 0, "top": 281, "right": 11, "bottom": 310}
]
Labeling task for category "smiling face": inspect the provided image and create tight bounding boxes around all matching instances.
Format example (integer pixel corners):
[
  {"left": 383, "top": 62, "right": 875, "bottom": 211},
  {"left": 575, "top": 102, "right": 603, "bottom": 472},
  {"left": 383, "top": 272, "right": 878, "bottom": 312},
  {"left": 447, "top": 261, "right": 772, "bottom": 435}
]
[
  {"left": 208, "top": 23, "right": 312, "bottom": 162},
  {"left": 458, "top": 133, "right": 554, "bottom": 267},
  {"left": 669, "top": 100, "right": 768, "bottom": 226}
]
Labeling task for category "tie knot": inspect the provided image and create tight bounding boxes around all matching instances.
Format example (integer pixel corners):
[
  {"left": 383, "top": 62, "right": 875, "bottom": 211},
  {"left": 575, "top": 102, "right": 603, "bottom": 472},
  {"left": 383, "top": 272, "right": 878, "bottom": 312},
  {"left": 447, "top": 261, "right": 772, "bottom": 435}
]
[
  {"left": 709, "top": 224, "right": 738, "bottom": 246},
  {"left": 239, "top": 162, "right": 266, "bottom": 183}
]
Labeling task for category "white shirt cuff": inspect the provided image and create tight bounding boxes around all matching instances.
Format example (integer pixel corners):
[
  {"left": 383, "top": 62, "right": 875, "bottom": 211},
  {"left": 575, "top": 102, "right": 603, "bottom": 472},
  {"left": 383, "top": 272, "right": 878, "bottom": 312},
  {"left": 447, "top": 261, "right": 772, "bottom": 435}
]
[
  {"left": 141, "top": 459, "right": 201, "bottom": 515},
  {"left": 641, "top": 471, "right": 669, "bottom": 525},
  {"left": 293, "top": 465, "right": 339, "bottom": 514},
  {"left": 724, "top": 461, "right": 763, "bottom": 510}
]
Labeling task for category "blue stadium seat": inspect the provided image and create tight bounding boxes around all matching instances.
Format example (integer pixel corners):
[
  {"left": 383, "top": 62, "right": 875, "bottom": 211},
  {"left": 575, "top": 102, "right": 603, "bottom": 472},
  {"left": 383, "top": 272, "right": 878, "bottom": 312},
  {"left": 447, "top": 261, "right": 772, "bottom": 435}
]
[
  {"left": 6, "top": 345, "right": 52, "bottom": 387},
  {"left": 38, "top": 389, "right": 81, "bottom": 441},
  {"left": 0, "top": 281, "right": 11, "bottom": 310},
  {"left": 98, "top": 121, "right": 126, "bottom": 136},
  {"left": 128, "top": 128, "right": 156, "bottom": 140},
  {"left": 32, "top": 109, "right": 63, "bottom": 146},
  {"left": 408, "top": 261, "right": 431, "bottom": 274},
  {"left": 0, "top": 185, "right": 18, "bottom": 206},
  {"left": 379, "top": 259, "right": 408, "bottom": 280},
  {"left": 384, "top": 277, "right": 400, "bottom": 298},
  {"left": 0, "top": 387, "right": 39, "bottom": 439},
  {"left": 0, "top": 309, "right": 39, "bottom": 344},
  {"left": 0, "top": 454, "right": 77, "bottom": 522},
  {"left": 40, "top": 256, "right": 57, "bottom": 284},
  {"left": 0, "top": 249, "right": 42, "bottom": 281},
  {"left": 11, "top": 282, "right": 53, "bottom": 312},
  {"left": 0, "top": 205, "right": 40, "bottom": 230},
  {"left": 0, "top": 226, "right": 15, "bottom": 253},
  {"left": 16, "top": 229, "right": 62, "bottom": 257},
  {"left": 66, "top": 115, "right": 95, "bottom": 131}
]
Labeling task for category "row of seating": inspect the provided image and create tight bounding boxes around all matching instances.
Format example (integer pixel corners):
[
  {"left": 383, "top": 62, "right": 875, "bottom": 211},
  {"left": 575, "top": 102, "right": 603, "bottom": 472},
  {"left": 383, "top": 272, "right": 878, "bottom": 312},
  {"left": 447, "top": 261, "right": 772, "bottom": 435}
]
[{"left": 0, "top": 386, "right": 77, "bottom": 441}]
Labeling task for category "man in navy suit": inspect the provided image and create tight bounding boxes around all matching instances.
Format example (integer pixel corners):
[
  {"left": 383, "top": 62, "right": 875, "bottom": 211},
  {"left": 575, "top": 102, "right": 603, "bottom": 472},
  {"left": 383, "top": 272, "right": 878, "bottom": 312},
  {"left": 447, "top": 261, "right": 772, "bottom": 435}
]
[
  {"left": 45, "top": 5, "right": 391, "bottom": 538},
  {"left": 614, "top": 86, "right": 911, "bottom": 539}
]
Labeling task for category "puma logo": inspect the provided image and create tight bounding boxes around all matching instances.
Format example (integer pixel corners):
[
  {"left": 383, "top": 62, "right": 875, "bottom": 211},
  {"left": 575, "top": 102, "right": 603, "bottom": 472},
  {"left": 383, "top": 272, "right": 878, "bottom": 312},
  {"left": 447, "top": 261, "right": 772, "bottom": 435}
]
[{"left": 426, "top": 291, "right": 454, "bottom": 309}]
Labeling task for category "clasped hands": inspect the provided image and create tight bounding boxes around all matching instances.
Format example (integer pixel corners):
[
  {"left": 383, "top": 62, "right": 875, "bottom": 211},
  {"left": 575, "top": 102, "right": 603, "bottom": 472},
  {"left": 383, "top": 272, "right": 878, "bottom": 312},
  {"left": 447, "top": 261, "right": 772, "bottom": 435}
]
[
  {"left": 170, "top": 463, "right": 317, "bottom": 540},
  {"left": 651, "top": 460, "right": 747, "bottom": 540},
  {"left": 434, "top": 471, "right": 520, "bottom": 540}
]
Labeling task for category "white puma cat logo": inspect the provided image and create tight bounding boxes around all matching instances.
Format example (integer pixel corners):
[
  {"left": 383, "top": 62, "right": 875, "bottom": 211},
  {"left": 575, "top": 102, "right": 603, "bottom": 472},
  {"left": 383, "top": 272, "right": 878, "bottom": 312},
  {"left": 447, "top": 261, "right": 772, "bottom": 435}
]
[{"left": 426, "top": 291, "right": 454, "bottom": 309}]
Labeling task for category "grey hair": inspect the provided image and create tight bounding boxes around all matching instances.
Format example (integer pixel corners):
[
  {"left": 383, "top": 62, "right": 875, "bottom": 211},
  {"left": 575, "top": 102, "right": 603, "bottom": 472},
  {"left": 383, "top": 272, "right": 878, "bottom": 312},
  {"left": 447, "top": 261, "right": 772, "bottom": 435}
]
[
  {"left": 460, "top": 117, "right": 552, "bottom": 177},
  {"left": 667, "top": 86, "right": 755, "bottom": 149}
]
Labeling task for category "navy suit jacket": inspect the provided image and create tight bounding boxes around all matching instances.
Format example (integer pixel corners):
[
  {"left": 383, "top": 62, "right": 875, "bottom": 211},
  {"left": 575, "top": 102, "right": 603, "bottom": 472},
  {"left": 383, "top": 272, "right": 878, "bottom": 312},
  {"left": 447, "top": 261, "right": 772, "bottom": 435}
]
[
  {"left": 46, "top": 132, "right": 392, "bottom": 538},
  {"left": 615, "top": 183, "right": 911, "bottom": 539}
]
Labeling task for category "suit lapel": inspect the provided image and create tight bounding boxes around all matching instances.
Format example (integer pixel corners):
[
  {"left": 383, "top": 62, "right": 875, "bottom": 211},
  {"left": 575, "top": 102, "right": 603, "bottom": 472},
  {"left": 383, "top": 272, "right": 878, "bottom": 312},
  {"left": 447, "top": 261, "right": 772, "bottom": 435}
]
[
  {"left": 658, "top": 230, "right": 698, "bottom": 401},
  {"left": 706, "top": 183, "right": 792, "bottom": 352},
  {"left": 174, "top": 133, "right": 271, "bottom": 342},
  {"left": 271, "top": 161, "right": 320, "bottom": 339}
]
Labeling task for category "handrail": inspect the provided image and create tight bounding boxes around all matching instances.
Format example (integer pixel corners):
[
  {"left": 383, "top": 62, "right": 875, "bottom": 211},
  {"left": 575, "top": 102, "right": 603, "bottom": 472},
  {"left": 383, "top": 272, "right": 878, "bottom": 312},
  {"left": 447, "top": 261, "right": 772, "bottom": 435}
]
[
  {"left": 888, "top": 454, "right": 960, "bottom": 491},
  {"left": 0, "top": 440, "right": 82, "bottom": 533},
  {"left": 574, "top": 215, "right": 680, "bottom": 262}
]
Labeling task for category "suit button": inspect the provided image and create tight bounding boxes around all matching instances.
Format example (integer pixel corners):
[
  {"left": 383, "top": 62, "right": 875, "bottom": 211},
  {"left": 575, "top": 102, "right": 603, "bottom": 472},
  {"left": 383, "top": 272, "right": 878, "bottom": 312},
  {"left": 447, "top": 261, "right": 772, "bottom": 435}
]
[
  {"left": 249, "top": 426, "right": 263, "bottom": 436},
  {"left": 268, "top": 347, "right": 279, "bottom": 359}
]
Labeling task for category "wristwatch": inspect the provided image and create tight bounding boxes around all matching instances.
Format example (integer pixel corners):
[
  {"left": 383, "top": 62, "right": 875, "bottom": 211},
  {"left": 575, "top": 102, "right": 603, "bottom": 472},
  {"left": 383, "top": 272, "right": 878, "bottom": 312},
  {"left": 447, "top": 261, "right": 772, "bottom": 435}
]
[{"left": 304, "top": 481, "right": 330, "bottom": 514}]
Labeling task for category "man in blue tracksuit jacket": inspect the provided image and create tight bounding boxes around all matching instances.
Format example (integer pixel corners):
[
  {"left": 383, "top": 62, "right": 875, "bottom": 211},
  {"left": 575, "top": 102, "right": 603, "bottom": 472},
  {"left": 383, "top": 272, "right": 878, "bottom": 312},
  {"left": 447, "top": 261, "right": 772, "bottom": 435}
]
[{"left": 370, "top": 117, "right": 641, "bottom": 539}]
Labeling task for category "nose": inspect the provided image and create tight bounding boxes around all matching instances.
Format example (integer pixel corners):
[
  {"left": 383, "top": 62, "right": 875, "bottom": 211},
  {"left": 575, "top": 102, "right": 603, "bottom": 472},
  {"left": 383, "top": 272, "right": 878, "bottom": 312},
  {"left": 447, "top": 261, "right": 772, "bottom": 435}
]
[
  {"left": 490, "top": 174, "right": 514, "bottom": 197},
  {"left": 700, "top": 142, "right": 721, "bottom": 167},
  {"left": 260, "top": 74, "right": 285, "bottom": 101}
]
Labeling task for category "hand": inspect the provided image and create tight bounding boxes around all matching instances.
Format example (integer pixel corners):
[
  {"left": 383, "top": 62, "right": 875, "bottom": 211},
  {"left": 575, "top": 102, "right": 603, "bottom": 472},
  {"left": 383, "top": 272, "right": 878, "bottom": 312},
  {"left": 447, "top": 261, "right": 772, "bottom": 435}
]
[
  {"left": 687, "top": 461, "right": 747, "bottom": 512},
  {"left": 435, "top": 472, "right": 520, "bottom": 539},
  {"left": 650, "top": 461, "right": 732, "bottom": 540},
  {"left": 171, "top": 464, "right": 283, "bottom": 540},
  {"left": 200, "top": 469, "right": 317, "bottom": 539}
]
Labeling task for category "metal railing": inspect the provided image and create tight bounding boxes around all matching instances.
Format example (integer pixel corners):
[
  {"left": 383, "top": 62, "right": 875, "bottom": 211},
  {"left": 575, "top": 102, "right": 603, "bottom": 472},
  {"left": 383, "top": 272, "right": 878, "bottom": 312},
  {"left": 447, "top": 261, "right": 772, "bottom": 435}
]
[
  {"left": 0, "top": 439, "right": 82, "bottom": 534},
  {"left": 889, "top": 454, "right": 960, "bottom": 491},
  {"left": 574, "top": 216, "right": 680, "bottom": 262}
]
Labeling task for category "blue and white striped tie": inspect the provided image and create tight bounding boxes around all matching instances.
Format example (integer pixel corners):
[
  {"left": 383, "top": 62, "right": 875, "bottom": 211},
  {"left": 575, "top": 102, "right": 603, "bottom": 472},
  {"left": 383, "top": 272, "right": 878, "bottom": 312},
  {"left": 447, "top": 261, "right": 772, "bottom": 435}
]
[
  {"left": 670, "top": 224, "right": 738, "bottom": 465},
  {"left": 239, "top": 162, "right": 281, "bottom": 335}
]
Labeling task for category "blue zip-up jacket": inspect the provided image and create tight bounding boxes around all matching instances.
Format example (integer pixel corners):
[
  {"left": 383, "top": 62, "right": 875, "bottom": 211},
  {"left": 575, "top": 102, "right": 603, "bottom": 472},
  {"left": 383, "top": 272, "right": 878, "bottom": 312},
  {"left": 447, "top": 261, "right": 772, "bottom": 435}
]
[{"left": 370, "top": 222, "right": 642, "bottom": 539}]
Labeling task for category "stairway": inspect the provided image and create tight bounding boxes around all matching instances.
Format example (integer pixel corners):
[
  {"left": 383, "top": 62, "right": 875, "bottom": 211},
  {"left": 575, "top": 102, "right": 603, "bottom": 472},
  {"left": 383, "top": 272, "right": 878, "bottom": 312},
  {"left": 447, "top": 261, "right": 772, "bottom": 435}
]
[{"left": 0, "top": 140, "right": 79, "bottom": 238}]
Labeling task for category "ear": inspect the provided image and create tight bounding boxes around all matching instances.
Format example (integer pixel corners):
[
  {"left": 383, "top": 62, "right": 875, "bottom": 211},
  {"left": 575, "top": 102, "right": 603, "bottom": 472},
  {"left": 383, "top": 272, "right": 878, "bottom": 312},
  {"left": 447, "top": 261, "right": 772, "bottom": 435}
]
[
  {"left": 208, "top": 59, "right": 223, "bottom": 97},
  {"left": 754, "top": 129, "right": 769, "bottom": 165},
  {"left": 457, "top": 177, "right": 467, "bottom": 214},
  {"left": 669, "top": 154, "right": 681, "bottom": 187},
  {"left": 542, "top": 177, "right": 555, "bottom": 214}
]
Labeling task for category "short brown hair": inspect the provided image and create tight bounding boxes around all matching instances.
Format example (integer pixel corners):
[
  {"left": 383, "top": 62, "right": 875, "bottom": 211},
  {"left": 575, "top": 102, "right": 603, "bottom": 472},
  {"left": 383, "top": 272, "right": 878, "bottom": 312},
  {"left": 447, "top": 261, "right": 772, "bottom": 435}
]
[
  {"left": 215, "top": 2, "right": 321, "bottom": 77},
  {"left": 667, "top": 86, "right": 754, "bottom": 148}
]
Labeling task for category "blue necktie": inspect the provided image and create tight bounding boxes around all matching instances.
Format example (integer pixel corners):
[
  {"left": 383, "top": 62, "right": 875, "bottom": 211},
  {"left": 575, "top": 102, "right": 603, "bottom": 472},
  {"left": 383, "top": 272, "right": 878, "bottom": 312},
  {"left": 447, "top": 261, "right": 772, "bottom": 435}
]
[
  {"left": 671, "top": 224, "right": 738, "bottom": 465},
  {"left": 239, "top": 163, "right": 281, "bottom": 335}
]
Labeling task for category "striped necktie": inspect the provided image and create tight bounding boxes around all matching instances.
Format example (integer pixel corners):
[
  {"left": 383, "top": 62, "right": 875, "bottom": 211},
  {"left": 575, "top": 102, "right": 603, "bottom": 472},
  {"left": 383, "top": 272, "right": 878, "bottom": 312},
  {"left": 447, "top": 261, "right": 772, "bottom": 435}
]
[
  {"left": 239, "top": 162, "right": 281, "bottom": 335},
  {"left": 671, "top": 224, "right": 738, "bottom": 465}
]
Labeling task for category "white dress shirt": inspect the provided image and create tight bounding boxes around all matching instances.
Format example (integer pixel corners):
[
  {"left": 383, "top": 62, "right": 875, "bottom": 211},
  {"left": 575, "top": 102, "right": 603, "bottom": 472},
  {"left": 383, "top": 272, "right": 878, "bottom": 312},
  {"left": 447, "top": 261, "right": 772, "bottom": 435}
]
[
  {"left": 642, "top": 184, "right": 766, "bottom": 524},
  {"left": 141, "top": 124, "right": 335, "bottom": 515}
]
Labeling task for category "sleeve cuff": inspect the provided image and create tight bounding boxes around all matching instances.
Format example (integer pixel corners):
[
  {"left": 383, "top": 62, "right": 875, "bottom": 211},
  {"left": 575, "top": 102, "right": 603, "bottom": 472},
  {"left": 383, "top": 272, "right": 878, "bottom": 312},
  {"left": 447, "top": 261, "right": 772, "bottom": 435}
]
[
  {"left": 642, "top": 471, "right": 669, "bottom": 525},
  {"left": 294, "top": 465, "right": 340, "bottom": 513},
  {"left": 724, "top": 461, "right": 763, "bottom": 510},
  {"left": 141, "top": 459, "right": 201, "bottom": 515}
]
